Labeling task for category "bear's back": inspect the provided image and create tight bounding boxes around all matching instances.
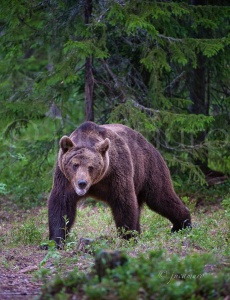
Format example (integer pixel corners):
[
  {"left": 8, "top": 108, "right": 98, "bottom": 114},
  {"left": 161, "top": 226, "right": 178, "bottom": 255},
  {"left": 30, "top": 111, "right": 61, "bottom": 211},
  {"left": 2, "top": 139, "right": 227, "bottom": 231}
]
[
  {"left": 102, "top": 123, "right": 169, "bottom": 188},
  {"left": 68, "top": 121, "right": 169, "bottom": 197},
  {"left": 102, "top": 123, "right": 154, "bottom": 156},
  {"left": 70, "top": 122, "right": 162, "bottom": 164},
  {"left": 71, "top": 121, "right": 161, "bottom": 164},
  {"left": 71, "top": 122, "right": 146, "bottom": 149}
]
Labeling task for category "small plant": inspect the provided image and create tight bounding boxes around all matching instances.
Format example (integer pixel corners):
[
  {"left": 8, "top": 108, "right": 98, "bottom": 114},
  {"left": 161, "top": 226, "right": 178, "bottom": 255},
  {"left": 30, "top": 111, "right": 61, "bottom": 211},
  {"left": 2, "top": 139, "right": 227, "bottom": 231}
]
[
  {"left": 1, "top": 258, "right": 10, "bottom": 270},
  {"left": 0, "top": 183, "right": 8, "bottom": 195},
  {"left": 84, "top": 285, "right": 107, "bottom": 300},
  {"left": 11, "top": 217, "right": 44, "bottom": 245},
  {"left": 181, "top": 196, "right": 196, "bottom": 212},
  {"left": 39, "top": 241, "right": 58, "bottom": 267},
  {"left": 222, "top": 196, "right": 230, "bottom": 218},
  {"left": 62, "top": 215, "right": 70, "bottom": 250},
  {"left": 34, "top": 242, "right": 62, "bottom": 286}
]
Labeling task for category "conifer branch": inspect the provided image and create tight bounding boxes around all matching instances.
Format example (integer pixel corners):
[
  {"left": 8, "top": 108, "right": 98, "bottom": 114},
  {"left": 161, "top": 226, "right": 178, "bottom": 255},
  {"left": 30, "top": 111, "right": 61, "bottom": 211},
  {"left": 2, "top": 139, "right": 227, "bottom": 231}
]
[
  {"left": 158, "top": 34, "right": 183, "bottom": 43},
  {"left": 165, "top": 71, "right": 186, "bottom": 91},
  {"left": 33, "top": 1, "right": 51, "bottom": 12},
  {"left": 103, "top": 60, "right": 160, "bottom": 115},
  {"left": 130, "top": 100, "right": 160, "bottom": 116},
  {"left": 103, "top": 60, "right": 126, "bottom": 101}
]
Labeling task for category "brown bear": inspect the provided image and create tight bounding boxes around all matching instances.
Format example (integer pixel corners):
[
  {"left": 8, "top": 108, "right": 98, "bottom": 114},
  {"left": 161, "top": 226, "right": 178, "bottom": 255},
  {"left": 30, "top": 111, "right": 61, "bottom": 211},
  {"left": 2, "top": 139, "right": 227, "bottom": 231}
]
[{"left": 48, "top": 121, "right": 191, "bottom": 247}]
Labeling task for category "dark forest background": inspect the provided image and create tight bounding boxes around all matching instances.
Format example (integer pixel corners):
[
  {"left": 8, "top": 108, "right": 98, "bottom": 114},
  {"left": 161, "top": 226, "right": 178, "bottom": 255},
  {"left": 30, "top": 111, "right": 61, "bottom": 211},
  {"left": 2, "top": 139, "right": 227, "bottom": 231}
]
[{"left": 0, "top": 0, "right": 229, "bottom": 207}]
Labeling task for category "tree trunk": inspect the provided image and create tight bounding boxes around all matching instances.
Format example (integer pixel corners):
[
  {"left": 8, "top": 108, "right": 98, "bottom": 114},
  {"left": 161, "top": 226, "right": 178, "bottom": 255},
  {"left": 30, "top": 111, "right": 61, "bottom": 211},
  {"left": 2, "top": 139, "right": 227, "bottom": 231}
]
[
  {"left": 85, "top": 56, "right": 94, "bottom": 121},
  {"left": 190, "top": 55, "right": 207, "bottom": 115},
  {"left": 189, "top": 0, "right": 209, "bottom": 174},
  {"left": 84, "top": 0, "right": 94, "bottom": 121},
  {"left": 189, "top": 0, "right": 208, "bottom": 117}
]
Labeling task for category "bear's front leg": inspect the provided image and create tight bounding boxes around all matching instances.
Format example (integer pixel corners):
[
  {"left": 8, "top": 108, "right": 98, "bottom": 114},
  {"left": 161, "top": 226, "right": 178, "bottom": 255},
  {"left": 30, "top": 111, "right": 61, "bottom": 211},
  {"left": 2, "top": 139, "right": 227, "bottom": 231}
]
[
  {"left": 109, "top": 187, "right": 140, "bottom": 240},
  {"left": 48, "top": 167, "right": 78, "bottom": 248},
  {"left": 48, "top": 191, "right": 77, "bottom": 248}
]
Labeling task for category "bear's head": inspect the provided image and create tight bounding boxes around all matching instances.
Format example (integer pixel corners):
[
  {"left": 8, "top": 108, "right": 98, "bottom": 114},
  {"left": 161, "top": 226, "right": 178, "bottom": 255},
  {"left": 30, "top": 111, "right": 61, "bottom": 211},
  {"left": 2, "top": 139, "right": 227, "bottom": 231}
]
[{"left": 59, "top": 136, "right": 110, "bottom": 196}]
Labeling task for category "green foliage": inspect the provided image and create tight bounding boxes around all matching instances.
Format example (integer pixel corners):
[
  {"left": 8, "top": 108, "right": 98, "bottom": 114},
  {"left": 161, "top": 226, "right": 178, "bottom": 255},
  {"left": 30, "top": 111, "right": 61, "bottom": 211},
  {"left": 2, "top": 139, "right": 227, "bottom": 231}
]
[
  {"left": 0, "top": 122, "right": 56, "bottom": 206},
  {"left": 40, "top": 245, "right": 61, "bottom": 268},
  {"left": 0, "top": 0, "right": 229, "bottom": 204},
  {"left": 222, "top": 196, "right": 230, "bottom": 218},
  {"left": 1, "top": 199, "right": 229, "bottom": 298},
  {"left": 11, "top": 217, "right": 44, "bottom": 245},
  {"left": 110, "top": 101, "right": 213, "bottom": 185},
  {"left": 39, "top": 250, "right": 230, "bottom": 300},
  {"left": 0, "top": 183, "right": 8, "bottom": 195}
]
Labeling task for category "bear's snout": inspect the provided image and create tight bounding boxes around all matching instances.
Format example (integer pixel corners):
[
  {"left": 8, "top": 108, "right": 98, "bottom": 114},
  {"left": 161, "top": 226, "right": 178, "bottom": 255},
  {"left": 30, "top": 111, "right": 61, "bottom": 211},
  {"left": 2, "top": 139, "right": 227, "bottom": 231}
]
[
  {"left": 78, "top": 180, "right": 87, "bottom": 189},
  {"left": 73, "top": 179, "right": 88, "bottom": 196}
]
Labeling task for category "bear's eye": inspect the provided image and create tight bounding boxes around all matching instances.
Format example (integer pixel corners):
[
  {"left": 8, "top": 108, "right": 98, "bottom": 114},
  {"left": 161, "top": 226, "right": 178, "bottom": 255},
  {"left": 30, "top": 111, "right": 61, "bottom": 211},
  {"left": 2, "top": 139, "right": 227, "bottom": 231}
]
[
  {"left": 88, "top": 166, "right": 94, "bottom": 173},
  {"left": 73, "top": 163, "right": 79, "bottom": 171}
]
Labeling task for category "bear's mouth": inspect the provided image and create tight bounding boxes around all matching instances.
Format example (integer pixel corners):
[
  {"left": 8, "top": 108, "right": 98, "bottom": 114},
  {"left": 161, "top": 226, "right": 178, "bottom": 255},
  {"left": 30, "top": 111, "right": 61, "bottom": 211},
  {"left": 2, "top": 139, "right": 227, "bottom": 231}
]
[
  {"left": 76, "top": 187, "right": 87, "bottom": 196},
  {"left": 73, "top": 182, "right": 87, "bottom": 196}
]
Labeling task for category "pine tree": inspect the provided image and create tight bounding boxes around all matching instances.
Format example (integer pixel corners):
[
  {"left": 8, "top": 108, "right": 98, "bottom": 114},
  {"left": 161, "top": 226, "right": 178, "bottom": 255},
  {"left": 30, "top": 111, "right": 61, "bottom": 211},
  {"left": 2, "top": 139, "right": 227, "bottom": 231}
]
[{"left": 0, "top": 0, "right": 229, "bottom": 202}]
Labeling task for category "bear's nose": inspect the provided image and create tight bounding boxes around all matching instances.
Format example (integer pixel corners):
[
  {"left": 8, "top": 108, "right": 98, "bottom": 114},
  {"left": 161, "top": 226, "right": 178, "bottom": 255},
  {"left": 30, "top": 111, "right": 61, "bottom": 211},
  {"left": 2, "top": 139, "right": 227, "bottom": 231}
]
[{"left": 78, "top": 180, "right": 87, "bottom": 189}]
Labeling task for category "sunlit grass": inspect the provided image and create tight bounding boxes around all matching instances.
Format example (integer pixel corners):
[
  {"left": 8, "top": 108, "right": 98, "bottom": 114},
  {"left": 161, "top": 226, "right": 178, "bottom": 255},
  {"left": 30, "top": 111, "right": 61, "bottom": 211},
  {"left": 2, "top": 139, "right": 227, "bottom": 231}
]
[
  {"left": 2, "top": 201, "right": 229, "bottom": 260},
  {"left": 1, "top": 197, "right": 229, "bottom": 299}
]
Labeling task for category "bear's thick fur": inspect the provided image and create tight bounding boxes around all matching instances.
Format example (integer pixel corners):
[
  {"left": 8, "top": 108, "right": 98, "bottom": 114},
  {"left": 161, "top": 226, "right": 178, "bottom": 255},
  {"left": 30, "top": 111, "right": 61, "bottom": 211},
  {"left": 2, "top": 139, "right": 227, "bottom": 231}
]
[{"left": 48, "top": 121, "right": 191, "bottom": 246}]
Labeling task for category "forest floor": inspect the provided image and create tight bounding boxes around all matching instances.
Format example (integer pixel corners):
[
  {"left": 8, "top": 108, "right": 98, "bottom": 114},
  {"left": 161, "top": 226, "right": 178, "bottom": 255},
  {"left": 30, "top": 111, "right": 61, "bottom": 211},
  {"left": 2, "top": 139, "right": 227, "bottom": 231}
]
[
  {"left": 0, "top": 190, "right": 229, "bottom": 299},
  {"left": 0, "top": 247, "right": 43, "bottom": 299},
  {"left": 0, "top": 198, "right": 44, "bottom": 299}
]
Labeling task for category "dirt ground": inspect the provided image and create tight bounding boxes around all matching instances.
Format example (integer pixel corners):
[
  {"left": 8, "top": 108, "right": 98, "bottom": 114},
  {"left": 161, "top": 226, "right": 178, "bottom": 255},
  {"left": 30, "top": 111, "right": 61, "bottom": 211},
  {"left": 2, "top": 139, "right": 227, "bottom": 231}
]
[
  {"left": 0, "top": 247, "right": 44, "bottom": 299},
  {"left": 0, "top": 197, "right": 93, "bottom": 300},
  {"left": 0, "top": 197, "right": 46, "bottom": 300}
]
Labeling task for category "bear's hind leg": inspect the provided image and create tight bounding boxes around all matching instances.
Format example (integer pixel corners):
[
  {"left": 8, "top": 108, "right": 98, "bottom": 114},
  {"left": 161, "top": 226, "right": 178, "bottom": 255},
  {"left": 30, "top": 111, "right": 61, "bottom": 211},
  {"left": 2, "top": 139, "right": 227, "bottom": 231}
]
[{"left": 145, "top": 191, "right": 191, "bottom": 232}]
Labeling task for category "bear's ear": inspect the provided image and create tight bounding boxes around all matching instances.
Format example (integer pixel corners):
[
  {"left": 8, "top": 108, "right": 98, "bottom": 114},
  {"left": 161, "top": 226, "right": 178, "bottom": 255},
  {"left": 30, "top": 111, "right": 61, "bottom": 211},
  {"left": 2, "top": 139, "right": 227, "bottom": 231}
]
[
  {"left": 60, "top": 136, "right": 75, "bottom": 153},
  {"left": 96, "top": 138, "right": 110, "bottom": 155}
]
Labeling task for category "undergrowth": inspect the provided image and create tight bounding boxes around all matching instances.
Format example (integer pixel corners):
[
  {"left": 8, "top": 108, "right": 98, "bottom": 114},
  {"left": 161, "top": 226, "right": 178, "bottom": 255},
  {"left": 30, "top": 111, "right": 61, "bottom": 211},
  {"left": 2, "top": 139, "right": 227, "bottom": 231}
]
[
  {"left": 0, "top": 192, "right": 229, "bottom": 299},
  {"left": 38, "top": 250, "right": 230, "bottom": 300}
]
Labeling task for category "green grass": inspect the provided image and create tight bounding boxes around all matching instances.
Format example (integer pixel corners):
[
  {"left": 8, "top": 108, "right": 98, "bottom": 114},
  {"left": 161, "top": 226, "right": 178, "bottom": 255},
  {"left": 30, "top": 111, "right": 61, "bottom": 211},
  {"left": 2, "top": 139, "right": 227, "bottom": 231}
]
[
  {"left": 0, "top": 196, "right": 229, "bottom": 299},
  {"left": 2, "top": 201, "right": 230, "bottom": 253},
  {"left": 61, "top": 202, "right": 229, "bottom": 257},
  {"left": 2, "top": 199, "right": 229, "bottom": 258}
]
